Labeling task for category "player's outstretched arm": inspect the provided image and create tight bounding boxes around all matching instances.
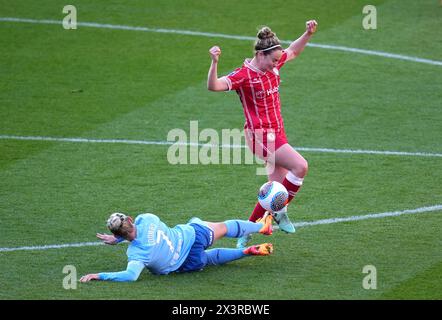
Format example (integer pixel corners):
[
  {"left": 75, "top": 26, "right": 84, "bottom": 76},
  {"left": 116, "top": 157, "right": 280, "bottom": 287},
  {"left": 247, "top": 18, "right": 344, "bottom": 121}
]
[
  {"left": 96, "top": 232, "right": 123, "bottom": 245},
  {"left": 80, "top": 261, "right": 145, "bottom": 283},
  {"left": 285, "top": 20, "right": 318, "bottom": 61},
  {"left": 207, "top": 46, "right": 229, "bottom": 91},
  {"left": 79, "top": 273, "right": 100, "bottom": 282}
]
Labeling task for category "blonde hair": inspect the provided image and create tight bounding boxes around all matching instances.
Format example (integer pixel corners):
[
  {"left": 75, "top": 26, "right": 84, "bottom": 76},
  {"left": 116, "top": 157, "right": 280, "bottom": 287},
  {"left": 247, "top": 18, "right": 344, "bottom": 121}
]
[
  {"left": 254, "top": 26, "right": 282, "bottom": 54},
  {"left": 107, "top": 213, "right": 133, "bottom": 238}
]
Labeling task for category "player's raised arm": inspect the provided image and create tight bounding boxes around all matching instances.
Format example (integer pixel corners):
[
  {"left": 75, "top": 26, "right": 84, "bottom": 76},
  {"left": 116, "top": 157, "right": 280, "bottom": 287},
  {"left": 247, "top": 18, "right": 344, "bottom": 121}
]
[
  {"left": 285, "top": 20, "right": 318, "bottom": 61},
  {"left": 207, "top": 46, "right": 229, "bottom": 91}
]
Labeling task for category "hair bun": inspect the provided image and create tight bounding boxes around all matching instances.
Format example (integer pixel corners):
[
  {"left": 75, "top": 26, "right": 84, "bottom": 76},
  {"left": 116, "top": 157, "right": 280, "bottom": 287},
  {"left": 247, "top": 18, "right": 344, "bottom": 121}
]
[
  {"left": 257, "top": 26, "right": 275, "bottom": 40},
  {"left": 107, "top": 212, "right": 127, "bottom": 231}
]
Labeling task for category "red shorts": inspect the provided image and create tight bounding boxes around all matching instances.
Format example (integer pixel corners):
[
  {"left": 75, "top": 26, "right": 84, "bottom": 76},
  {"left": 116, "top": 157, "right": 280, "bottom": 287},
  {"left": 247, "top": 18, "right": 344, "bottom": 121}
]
[{"left": 244, "top": 125, "right": 288, "bottom": 158}]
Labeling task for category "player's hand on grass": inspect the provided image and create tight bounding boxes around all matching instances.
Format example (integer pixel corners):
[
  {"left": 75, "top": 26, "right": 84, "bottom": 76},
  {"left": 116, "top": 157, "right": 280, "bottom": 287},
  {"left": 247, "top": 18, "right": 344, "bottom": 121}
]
[
  {"left": 209, "top": 46, "right": 221, "bottom": 63},
  {"left": 96, "top": 233, "right": 118, "bottom": 245},
  {"left": 306, "top": 20, "right": 318, "bottom": 35},
  {"left": 80, "top": 274, "right": 99, "bottom": 282}
]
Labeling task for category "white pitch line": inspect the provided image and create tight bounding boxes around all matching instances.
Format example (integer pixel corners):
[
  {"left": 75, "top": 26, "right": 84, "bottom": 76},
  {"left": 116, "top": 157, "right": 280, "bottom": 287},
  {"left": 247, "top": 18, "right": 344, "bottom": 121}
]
[
  {"left": 0, "top": 241, "right": 104, "bottom": 252},
  {"left": 294, "top": 146, "right": 442, "bottom": 158},
  {"left": 293, "top": 204, "right": 442, "bottom": 227},
  {"left": 1, "top": 17, "right": 441, "bottom": 66},
  {"left": 1, "top": 134, "right": 442, "bottom": 158},
  {"left": 1, "top": 204, "right": 441, "bottom": 253}
]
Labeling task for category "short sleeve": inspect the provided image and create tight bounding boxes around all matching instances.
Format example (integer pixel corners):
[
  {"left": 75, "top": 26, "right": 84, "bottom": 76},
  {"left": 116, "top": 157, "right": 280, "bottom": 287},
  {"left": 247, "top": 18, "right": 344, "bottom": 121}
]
[
  {"left": 276, "top": 51, "right": 289, "bottom": 70},
  {"left": 223, "top": 67, "right": 246, "bottom": 91}
]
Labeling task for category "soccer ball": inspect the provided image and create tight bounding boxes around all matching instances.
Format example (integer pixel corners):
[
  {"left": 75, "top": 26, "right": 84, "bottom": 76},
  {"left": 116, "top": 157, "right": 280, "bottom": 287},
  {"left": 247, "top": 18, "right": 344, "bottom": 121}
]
[{"left": 258, "top": 181, "right": 288, "bottom": 212}]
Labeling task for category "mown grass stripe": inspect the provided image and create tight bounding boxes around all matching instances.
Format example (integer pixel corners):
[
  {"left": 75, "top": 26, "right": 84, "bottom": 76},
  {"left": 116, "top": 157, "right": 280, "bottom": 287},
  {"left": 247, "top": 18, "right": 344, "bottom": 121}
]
[
  {"left": 1, "top": 17, "right": 441, "bottom": 66},
  {"left": 1, "top": 135, "right": 441, "bottom": 158},
  {"left": 1, "top": 204, "right": 441, "bottom": 253}
]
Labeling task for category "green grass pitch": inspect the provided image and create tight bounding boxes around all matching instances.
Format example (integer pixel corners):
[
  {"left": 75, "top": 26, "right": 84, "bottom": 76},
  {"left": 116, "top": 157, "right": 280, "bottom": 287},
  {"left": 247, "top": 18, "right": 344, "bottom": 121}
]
[{"left": 0, "top": 0, "right": 441, "bottom": 299}]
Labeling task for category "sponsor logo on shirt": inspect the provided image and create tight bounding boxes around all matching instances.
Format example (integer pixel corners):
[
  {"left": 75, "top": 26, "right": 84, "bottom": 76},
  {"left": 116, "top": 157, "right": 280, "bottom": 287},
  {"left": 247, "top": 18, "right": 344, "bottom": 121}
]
[
  {"left": 255, "top": 86, "right": 279, "bottom": 99},
  {"left": 266, "top": 87, "right": 279, "bottom": 96},
  {"left": 255, "top": 90, "right": 265, "bottom": 99}
]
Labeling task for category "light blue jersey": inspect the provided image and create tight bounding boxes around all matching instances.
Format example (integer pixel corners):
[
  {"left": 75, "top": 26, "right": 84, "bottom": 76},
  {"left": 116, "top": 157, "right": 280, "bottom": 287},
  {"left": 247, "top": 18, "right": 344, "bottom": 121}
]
[
  {"left": 127, "top": 213, "right": 196, "bottom": 274},
  {"left": 99, "top": 213, "right": 196, "bottom": 281}
]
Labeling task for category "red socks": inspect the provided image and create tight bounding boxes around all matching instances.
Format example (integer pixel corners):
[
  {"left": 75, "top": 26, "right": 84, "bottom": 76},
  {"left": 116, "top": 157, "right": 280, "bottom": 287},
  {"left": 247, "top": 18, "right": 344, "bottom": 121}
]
[
  {"left": 248, "top": 202, "right": 267, "bottom": 222},
  {"left": 282, "top": 171, "right": 304, "bottom": 202}
]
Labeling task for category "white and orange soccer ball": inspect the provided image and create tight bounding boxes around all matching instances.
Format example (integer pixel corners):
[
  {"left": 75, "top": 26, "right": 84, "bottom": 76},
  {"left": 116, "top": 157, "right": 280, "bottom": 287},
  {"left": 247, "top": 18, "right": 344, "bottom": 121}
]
[{"left": 258, "top": 181, "right": 288, "bottom": 212}]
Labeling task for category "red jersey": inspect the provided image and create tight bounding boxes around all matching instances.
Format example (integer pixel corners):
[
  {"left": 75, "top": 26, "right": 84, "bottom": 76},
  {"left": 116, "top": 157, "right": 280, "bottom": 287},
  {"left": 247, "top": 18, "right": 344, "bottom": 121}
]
[{"left": 223, "top": 51, "right": 288, "bottom": 132}]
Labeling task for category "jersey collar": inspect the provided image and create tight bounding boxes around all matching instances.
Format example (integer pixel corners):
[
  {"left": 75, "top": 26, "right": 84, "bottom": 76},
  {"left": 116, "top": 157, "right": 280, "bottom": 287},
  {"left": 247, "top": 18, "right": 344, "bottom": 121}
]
[{"left": 244, "top": 58, "right": 266, "bottom": 75}]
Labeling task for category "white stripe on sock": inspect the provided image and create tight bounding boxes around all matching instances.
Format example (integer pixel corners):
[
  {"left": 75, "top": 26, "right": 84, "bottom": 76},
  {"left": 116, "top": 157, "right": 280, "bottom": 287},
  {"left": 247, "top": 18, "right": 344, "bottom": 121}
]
[{"left": 286, "top": 171, "right": 304, "bottom": 186}]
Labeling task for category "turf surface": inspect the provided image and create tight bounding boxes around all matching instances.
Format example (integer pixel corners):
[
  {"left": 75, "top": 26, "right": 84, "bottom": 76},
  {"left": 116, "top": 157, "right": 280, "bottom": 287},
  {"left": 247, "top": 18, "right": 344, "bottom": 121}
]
[{"left": 0, "top": 0, "right": 441, "bottom": 299}]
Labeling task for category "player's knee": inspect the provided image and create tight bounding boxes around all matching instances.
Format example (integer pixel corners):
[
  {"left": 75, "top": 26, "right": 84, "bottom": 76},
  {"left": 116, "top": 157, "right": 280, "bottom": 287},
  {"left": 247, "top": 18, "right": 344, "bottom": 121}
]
[
  {"left": 301, "top": 159, "right": 309, "bottom": 176},
  {"left": 294, "top": 158, "right": 308, "bottom": 178},
  {"left": 208, "top": 222, "right": 227, "bottom": 240}
]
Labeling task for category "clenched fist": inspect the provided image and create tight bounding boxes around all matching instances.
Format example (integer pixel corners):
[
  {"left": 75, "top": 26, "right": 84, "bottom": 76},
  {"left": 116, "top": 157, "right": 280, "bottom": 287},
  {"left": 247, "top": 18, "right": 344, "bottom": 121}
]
[
  {"left": 306, "top": 20, "right": 318, "bottom": 35},
  {"left": 209, "top": 46, "right": 222, "bottom": 63}
]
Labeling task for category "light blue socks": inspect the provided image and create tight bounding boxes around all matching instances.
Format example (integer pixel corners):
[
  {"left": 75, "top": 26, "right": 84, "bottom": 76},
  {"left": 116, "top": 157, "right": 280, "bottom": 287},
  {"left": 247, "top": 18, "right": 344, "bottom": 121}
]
[{"left": 224, "top": 220, "right": 262, "bottom": 238}]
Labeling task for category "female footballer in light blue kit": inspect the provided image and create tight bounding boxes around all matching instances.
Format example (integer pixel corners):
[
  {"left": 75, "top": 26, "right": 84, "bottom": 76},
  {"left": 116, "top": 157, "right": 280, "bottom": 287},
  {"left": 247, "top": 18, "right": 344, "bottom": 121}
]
[{"left": 80, "top": 212, "right": 273, "bottom": 282}]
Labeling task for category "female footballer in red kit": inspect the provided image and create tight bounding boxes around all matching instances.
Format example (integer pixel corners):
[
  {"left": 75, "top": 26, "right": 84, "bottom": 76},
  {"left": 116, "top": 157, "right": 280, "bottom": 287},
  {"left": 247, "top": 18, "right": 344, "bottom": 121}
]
[{"left": 207, "top": 20, "right": 318, "bottom": 247}]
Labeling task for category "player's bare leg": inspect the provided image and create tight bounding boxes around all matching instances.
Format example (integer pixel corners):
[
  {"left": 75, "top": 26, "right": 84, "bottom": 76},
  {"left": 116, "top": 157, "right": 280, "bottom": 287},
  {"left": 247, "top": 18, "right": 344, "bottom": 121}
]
[
  {"left": 267, "top": 163, "right": 288, "bottom": 184},
  {"left": 201, "top": 219, "right": 273, "bottom": 265},
  {"left": 267, "top": 144, "right": 308, "bottom": 233},
  {"left": 273, "top": 144, "right": 308, "bottom": 179}
]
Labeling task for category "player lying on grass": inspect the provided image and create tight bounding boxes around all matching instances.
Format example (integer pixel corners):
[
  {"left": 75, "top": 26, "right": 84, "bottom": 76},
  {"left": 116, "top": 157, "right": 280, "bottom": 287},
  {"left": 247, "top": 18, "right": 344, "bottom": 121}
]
[{"left": 80, "top": 212, "right": 273, "bottom": 282}]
